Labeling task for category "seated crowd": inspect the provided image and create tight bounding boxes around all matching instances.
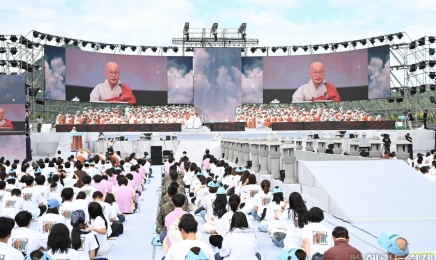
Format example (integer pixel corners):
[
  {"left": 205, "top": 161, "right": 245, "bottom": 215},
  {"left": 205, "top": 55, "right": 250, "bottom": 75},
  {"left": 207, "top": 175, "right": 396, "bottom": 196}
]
[
  {"left": 55, "top": 104, "right": 201, "bottom": 127},
  {"left": 155, "top": 151, "right": 411, "bottom": 260},
  {"left": 0, "top": 152, "right": 150, "bottom": 259},
  {"left": 236, "top": 104, "right": 383, "bottom": 128}
]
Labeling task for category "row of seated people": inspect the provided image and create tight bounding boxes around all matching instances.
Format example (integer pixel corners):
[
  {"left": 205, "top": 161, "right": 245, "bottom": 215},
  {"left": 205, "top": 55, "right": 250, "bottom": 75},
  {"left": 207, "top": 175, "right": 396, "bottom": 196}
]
[
  {"left": 55, "top": 104, "right": 202, "bottom": 128},
  {"left": 155, "top": 157, "right": 410, "bottom": 260},
  {"left": 236, "top": 104, "right": 383, "bottom": 128},
  {"left": 0, "top": 153, "right": 149, "bottom": 259}
]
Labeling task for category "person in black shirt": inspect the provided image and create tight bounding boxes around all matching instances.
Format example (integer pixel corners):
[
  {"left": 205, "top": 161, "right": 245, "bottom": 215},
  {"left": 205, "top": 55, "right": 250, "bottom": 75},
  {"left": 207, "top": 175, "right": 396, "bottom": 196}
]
[
  {"left": 423, "top": 109, "right": 428, "bottom": 129},
  {"left": 382, "top": 134, "right": 391, "bottom": 153},
  {"left": 407, "top": 110, "right": 414, "bottom": 130},
  {"left": 405, "top": 133, "right": 413, "bottom": 159}
]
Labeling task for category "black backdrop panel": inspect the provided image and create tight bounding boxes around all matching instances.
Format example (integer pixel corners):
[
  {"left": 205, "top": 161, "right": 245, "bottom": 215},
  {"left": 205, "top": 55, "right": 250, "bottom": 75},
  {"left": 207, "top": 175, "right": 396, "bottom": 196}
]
[
  {"left": 119, "top": 124, "right": 151, "bottom": 132},
  {"left": 150, "top": 123, "right": 181, "bottom": 132},
  {"left": 272, "top": 122, "right": 304, "bottom": 131},
  {"left": 56, "top": 124, "right": 88, "bottom": 132},
  {"left": 88, "top": 124, "right": 119, "bottom": 132},
  {"left": 334, "top": 121, "right": 365, "bottom": 130},
  {"left": 304, "top": 122, "right": 334, "bottom": 130},
  {"left": 365, "top": 121, "right": 395, "bottom": 130},
  {"left": 211, "top": 122, "right": 245, "bottom": 131}
]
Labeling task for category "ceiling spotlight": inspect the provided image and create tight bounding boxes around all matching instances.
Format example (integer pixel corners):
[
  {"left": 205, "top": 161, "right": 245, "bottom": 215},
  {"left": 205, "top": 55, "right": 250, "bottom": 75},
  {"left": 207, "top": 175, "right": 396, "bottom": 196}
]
[
  {"left": 73, "top": 40, "right": 79, "bottom": 46},
  {"left": 151, "top": 47, "right": 157, "bottom": 52},
  {"left": 370, "top": 37, "right": 375, "bottom": 44},
  {"left": 141, "top": 46, "right": 147, "bottom": 52},
  {"left": 387, "top": 98, "right": 395, "bottom": 103},
  {"left": 64, "top": 38, "right": 71, "bottom": 44},
  {"left": 250, "top": 47, "right": 256, "bottom": 53},
  {"left": 271, "top": 47, "right": 277, "bottom": 53},
  {"left": 323, "top": 44, "right": 329, "bottom": 50},
  {"left": 332, "top": 43, "right": 339, "bottom": 50},
  {"left": 131, "top": 46, "right": 137, "bottom": 52},
  {"left": 409, "top": 41, "right": 416, "bottom": 49},
  {"left": 360, "top": 39, "right": 367, "bottom": 46},
  {"left": 409, "top": 64, "right": 416, "bottom": 72},
  {"left": 39, "top": 33, "right": 46, "bottom": 40},
  {"left": 419, "top": 84, "right": 426, "bottom": 93},
  {"left": 378, "top": 36, "right": 385, "bottom": 42},
  {"left": 33, "top": 31, "right": 39, "bottom": 38},
  {"left": 0, "top": 48, "right": 5, "bottom": 54},
  {"left": 396, "top": 32, "right": 403, "bottom": 39},
  {"left": 110, "top": 44, "right": 116, "bottom": 50},
  {"left": 418, "top": 37, "right": 425, "bottom": 46},
  {"left": 292, "top": 46, "right": 298, "bottom": 52},
  {"left": 313, "top": 45, "right": 319, "bottom": 51},
  {"left": 10, "top": 35, "right": 17, "bottom": 42},
  {"left": 396, "top": 98, "right": 403, "bottom": 103},
  {"left": 430, "top": 96, "right": 436, "bottom": 103},
  {"left": 430, "top": 48, "right": 435, "bottom": 55},
  {"left": 387, "top": 34, "right": 394, "bottom": 41},
  {"left": 429, "top": 36, "right": 435, "bottom": 44},
  {"left": 100, "top": 43, "right": 106, "bottom": 49},
  {"left": 9, "top": 60, "right": 18, "bottom": 67},
  {"left": 91, "top": 43, "right": 96, "bottom": 48},
  {"left": 10, "top": 47, "right": 17, "bottom": 55},
  {"left": 55, "top": 37, "right": 62, "bottom": 43},
  {"left": 120, "top": 45, "right": 126, "bottom": 51},
  {"left": 282, "top": 47, "right": 287, "bottom": 52},
  {"left": 173, "top": 47, "right": 178, "bottom": 53},
  {"left": 163, "top": 47, "right": 168, "bottom": 53},
  {"left": 419, "top": 61, "right": 426, "bottom": 70},
  {"left": 431, "top": 84, "right": 436, "bottom": 91},
  {"left": 342, "top": 42, "right": 349, "bottom": 48},
  {"left": 429, "top": 60, "right": 435, "bottom": 67},
  {"left": 46, "top": 35, "right": 53, "bottom": 41},
  {"left": 351, "top": 41, "right": 357, "bottom": 47},
  {"left": 410, "top": 87, "right": 416, "bottom": 95},
  {"left": 302, "top": 46, "right": 308, "bottom": 52},
  {"left": 0, "top": 60, "right": 5, "bottom": 66},
  {"left": 0, "top": 35, "right": 6, "bottom": 41},
  {"left": 35, "top": 100, "right": 45, "bottom": 105},
  {"left": 429, "top": 72, "right": 436, "bottom": 79},
  {"left": 261, "top": 47, "right": 266, "bottom": 53}
]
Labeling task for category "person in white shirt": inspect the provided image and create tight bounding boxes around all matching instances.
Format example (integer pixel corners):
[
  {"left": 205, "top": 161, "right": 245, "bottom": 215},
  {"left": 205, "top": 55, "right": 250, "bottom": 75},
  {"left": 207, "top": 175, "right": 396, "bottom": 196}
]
[
  {"left": 2, "top": 188, "right": 25, "bottom": 219},
  {"left": 38, "top": 198, "right": 67, "bottom": 234},
  {"left": 302, "top": 207, "right": 333, "bottom": 259},
  {"left": 0, "top": 181, "right": 11, "bottom": 216},
  {"left": 87, "top": 202, "right": 110, "bottom": 255},
  {"left": 273, "top": 192, "right": 309, "bottom": 248},
  {"left": 59, "top": 188, "right": 76, "bottom": 229},
  {"left": 5, "top": 175, "right": 18, "bottom": 191},
  {"left": 420, "top": 166, "right": 436, "bottom": 184},
  {"left": 262, "top": 187, "right": 286, "bottom": 235},
  {"left": 0, "top": 216, "right": 24, "bottom": 259},
  {"left": 92, "top": 191, "right": 118, "bottom": 238},
  {"left": 8, "top": 211, "right": 48, "bottom": 255},
  {"left": 72, "top": 191, "right": 90, "bottom": 223},
  {"left": 21, "top": 176, "right": 46, "bottom": 217},
  {"left": 33, "top": 175, "right": 51, "bottom": 203},
  {"left": 200, "top": 181, "right": 219, "bottom": 222},
  {"left": 46, "top": 223, "right": 81, "bottom": 259},
  {"left": 250, "top": 179, "right": 272, "bottom": 222},
  {"left": 240, "top": 174, "right": 262, "bottom": 215},
  {"left": 165, "top": 214, "right": 214, "bottom": 260},
  {"left": 429, "top": 161, "right": 436, "bottom": 177},
  {"left": 216, "top": 212, "right": 261, "bottom": 260},
  {"left": 79, "top": 176, "right": 99, "bottom": 203},
  {"left": 183, "top": 164, "right": 197, "bottom": 191},
  {"left": 203, "top": 187, "right": 227, "bottom": 234},
  {"left": 70, "top": 209, "right": 101, "bottom": 260}
]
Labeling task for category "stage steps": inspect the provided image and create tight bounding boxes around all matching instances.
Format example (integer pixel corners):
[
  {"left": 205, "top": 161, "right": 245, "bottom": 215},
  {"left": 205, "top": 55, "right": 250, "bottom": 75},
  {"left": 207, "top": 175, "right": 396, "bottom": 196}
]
[{"left": 54, "top": 132, "right": 87, "bottom": 158}]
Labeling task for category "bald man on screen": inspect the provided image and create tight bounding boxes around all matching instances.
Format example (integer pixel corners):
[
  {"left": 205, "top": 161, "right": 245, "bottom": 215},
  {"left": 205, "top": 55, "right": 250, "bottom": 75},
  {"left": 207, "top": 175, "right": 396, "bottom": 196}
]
[
  {"left": 90, "top": 62, "right": 137, "bottom": 104},
  {"left": 292, "top": 62, "right": 340, "bottom": 103},
  {"left": 0, "top": 108, "right": 14, "bottom": 130}
]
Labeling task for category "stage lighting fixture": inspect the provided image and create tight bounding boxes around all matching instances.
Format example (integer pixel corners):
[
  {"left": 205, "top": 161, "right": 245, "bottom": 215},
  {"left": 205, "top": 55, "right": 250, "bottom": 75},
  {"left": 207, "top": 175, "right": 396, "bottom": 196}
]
[
  {"left": 396, "top": 98, "right": 403, "bottom": 103},
  {"left": 419, "top": 61, "right": 426, "bottom": 70},
  {"left": 418, "top": 37, "right": 426, "bottom": 46},
  {"left": 378, "top": 36, "right": 385, "bottom": 42},
  {"left": 151, "top": 47, "right": 157, "bottom": 52},
  {"left": 429, "top": 60, "right": 436, "bottom": 67},
  {"left": 141, "top": 46, "right": 147, "bottom": 52},
  {"left": 25, "top": 102, "right": 30, "bottom": 109},
  {"left": 360, "top": 39, "right": 367, "bottom": 46},
  {"left": 313, "top": 45, "right": 319, "bottom": 51},
  {"left": 10, "top": 47, "right": 17, "bottom": 55},
  {"left": 271, "top": 47, "right": 277, "bottom": 53},
  {"left": 342, "top": 42, "right": 348, "bottom": 48},
  {"left": 9, "top": 60, "right": 17, "bottom": 67},
  {"left": 430, "top": 72, "right": 436, "bottom": 79},
  {"left": 0, "top": 60, "right": 5, "bottom": 66},
  {"left": 100, "top": 43, "right": 106, "bottom": 49},
  {"left": 323, "top": 44, "right": 329, "bottom": 50},
  {"left": 9, "top": 35, "right": 17, "bottom": 42},
  {"left": 396, "top": 32, "right": 403, "bottom": 39},
  {"left": 131, "top": 46, "right": 137, "bottom": 52},
  {"left": 91, "top": 43, "right": 96, "bottom": 48},
  {"left": 39, "top": 33, "right": 45, "bottom": 40},
  {"left": 241, "top": 48, "right": 244, "bottom": 52},
  {"left": 72, "top": 39, "right": 79, "bottom": 46},
  {"left": 332, "top": 43, "right": 339, "bottom": 50},
  {"left": 35, "top": 100, "right": 45, "bottom": 105},
  {"left": 163, "top": 47, "right": 168, "bottom": 53},
  {"left": 55, "top": 37, "right": 62, "bottom": 43},
  {"left": 64, "top": 38, "right": 71, "bottom": 44},
  {"left": 429, "top": 36, "right": 435, "bottom": 44},
  {"left": 400, "top": 89, "right": 405, "bottom": 96},
  {"left": 10, "top": 72, "right": 17, "bottom": 75},
  {"left": 409, "top": 64, "right": 416, "bottom": 72},
  {"left": 351, "top": 41, "right": 357, "bottom": 47},
  {"left": 120, "top": 45, "right": 126, "bottom": 51},
  {"left": 46, "top": 34, "right": 53, "bottom": 41},
  {"left": 282, "top": 47, "right": 287, "bottom": 52},
  {"left": 33, "top": 31, "right": 39, "bottom": 38},
  {"left": 109, "top": 44, "right": 116, "bottom": 50},
  {"left": 409, "top": 41, "right": 416, "bottom": 49},
  {"left": 430, "top": 84, "right": 436, "bottom": 91},
  {"left": 419, "top": 84, "right": 426, "bottom": 93},
  {"left": 410, "top": 87, "right": 416, "bottom": 95},
  {"left": 370, "top": 37, "right": 375, "bottom": 44},
  {"left": 292, "top": 46, "right": 298, "bottom": 52},
  {"left": 173, "top": 47, "right": 178, "bottom": 53},
  {"left": 302, "top": 46, "right": 308, "bottom": 52},
  {"left": 387, "top": 34, "right": 394, "bottom": 41},
  {"left": 261, "top": 47, "right": 266, "bottom": 53},
  {"left": 78, "top": 41, "right": 86, "bottom": 48},
  {"left": 430, "top": 48, "right": 435, "bottom": 56},
  {"left": 0, "top": 47, "right": 5, "bottom": 54},
  {"left": 250, "top": 47, "right": 256, "bottom": 53},
  {"left": 430, "top": 96, "right": 436, "bottom": 103},
  {"left": 387, "top": 98, "right": 395, "bottom": 103},
  {"left": 0, "top": 35, "right": 6, "bottom": 41}
]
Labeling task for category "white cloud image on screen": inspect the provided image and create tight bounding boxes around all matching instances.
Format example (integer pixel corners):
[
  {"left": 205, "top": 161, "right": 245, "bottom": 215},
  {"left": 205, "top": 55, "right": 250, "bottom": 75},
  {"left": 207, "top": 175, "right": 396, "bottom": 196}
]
[
  {"left": 0, "top": 135, "right": 26, "bottom": 161},
  {"left": 167, "top": 58, "right": 194, "bottom": 104},
  {"left": 44, "top": 57, "right": 66, "bottom": 100},
  {"left": 368, "top": 57, "right": 390, "bottom": 99}
]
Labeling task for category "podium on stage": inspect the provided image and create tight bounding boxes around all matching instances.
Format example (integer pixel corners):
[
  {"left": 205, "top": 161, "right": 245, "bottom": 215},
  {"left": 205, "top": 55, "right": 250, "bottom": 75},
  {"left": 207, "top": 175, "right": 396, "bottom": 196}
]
[{"left": 70, "top": 132, "right": 85, "bottom": 151}]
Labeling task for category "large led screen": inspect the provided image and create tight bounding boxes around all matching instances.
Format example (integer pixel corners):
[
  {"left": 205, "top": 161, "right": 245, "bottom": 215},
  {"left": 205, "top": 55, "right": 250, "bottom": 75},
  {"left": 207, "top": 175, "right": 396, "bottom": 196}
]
[
  {"left": 263, "top": 45, "right": 390, "bottom": 103},
  {"left": 0, "top": 134, "right": 27, "bottom": 161},
  {"left": 0, "top": 75, "right": 26, "bottom": 131},
  {"left": 241, "top": 57, "right": 263, "bottom": 103},
  {"left": 194, "top": 48, "right": 242, "bottom": 122},
  {"left": 167, "top": 56, "right": 194, "bottom": 104}
]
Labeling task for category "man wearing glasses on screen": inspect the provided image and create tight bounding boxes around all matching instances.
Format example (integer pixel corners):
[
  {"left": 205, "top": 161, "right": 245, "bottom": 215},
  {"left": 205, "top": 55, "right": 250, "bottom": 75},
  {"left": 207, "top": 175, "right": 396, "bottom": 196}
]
[
  {"left": 292, "top": 62, "right": 341, "bottom": 103},
  {"left": 90, "top": 61, "right": 137, "bottom": 104},
  {"left": 0, "top": 108, "right": 14, "bottom": 130}
]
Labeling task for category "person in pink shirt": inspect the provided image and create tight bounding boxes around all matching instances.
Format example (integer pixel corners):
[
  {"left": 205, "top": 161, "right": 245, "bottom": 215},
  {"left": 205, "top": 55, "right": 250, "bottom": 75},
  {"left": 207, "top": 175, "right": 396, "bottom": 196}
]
[
  {"left": 93, "top": 175, "right": 108, "bottom": 194},
  {"left": 125, "top": 173, "right": 139, "bottom": 201},
  {"left": 129, "top": 165, "right": 142, "bottom": 192},
  {"left": 100, "top": 175, "right": 113, "bottom": 193},
  {"left": 164, "top": 193, "right": 187, "bottom": 250},
  {"left": 105, "top": 169, "right": 118, "bottom": 187},
  {"left": 114, "top": 176, "right": 137, "bottom": 214},
  {"left": 164, "top": 157, "right": 175, "bottom": 175},
  {"left": 203, "top": 154, "right": 211, "bottom": 171}
]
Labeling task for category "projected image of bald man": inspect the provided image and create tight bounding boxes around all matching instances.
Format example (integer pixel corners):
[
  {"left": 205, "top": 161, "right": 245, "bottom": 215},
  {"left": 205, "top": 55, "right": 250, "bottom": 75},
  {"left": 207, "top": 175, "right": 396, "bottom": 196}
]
[
  {"left": 90, "top": 62, "right": 137, "bottom": 104},
  {"left": 292, "top": 62, "right": 340, "bottom": 103}
]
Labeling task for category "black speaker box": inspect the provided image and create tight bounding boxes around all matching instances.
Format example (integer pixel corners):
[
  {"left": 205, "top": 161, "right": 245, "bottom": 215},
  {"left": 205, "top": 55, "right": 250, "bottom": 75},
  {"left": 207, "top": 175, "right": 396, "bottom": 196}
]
[
  {"left": 151, "top": 146, "right": 162, "bottom": 156},
  {"left": 151, "top": 155, "right": 163, "bottom": 165}
]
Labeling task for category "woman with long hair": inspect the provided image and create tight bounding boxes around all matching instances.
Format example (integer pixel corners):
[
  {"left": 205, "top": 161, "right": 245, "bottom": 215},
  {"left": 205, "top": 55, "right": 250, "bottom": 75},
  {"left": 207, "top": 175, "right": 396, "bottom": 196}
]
[
  {"left": 46, "top": 223, "right": 80, "bottom": 258},
  {"left": 272, "top": 192, "right": 308, "bottom": 248},
  {"left": 71, "top": 209, "right": 109, "bottom": 260},
  {"left": 203, "top": 187, "right": 227, "bottom": 234},
  {"left": 259, "top": 186, "right": 286, "bottom": 234},
  {"left": 88, "top": 202, "right": 110, "bottom": 254},
  {"left": 240, "top": 174, "right": 261, "bottom": 212},
  {"left": 104, "top": 193, "right": 125, "bottom": 223},
  {"left": 215, "top": 212, "right": 261, "bottom": 260},
  {"left": 250, "top": 179, "right": 272, "bottom": 222}
]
